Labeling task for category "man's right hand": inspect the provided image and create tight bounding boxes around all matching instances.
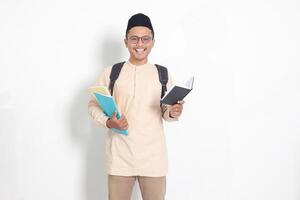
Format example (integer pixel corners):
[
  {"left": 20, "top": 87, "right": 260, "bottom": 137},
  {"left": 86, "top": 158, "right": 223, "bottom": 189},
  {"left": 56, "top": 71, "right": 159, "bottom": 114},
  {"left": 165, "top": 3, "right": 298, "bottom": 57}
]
[{"left": 106, "top": 112, "right": 129, "bottom": 130}]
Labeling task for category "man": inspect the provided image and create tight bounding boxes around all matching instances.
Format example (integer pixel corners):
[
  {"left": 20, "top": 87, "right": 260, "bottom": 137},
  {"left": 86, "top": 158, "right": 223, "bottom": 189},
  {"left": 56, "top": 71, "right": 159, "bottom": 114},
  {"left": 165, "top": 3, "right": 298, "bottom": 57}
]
[{"left": 88, "top": 13, "right": 184, "bottom": 200}]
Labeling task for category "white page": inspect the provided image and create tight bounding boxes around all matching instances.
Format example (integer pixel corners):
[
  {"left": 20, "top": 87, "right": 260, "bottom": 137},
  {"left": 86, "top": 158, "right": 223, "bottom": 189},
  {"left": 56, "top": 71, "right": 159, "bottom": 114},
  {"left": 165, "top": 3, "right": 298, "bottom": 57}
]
[{"left": 184, "top": 76, "right": 194, "bottom": 89}]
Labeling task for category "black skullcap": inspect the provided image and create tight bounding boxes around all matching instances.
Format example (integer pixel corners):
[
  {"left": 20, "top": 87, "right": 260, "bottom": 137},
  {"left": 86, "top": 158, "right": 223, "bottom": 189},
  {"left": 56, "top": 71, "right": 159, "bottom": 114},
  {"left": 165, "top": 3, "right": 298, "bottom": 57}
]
[{"left": 126, "top": 13, "right": 154, "bottom": 38}]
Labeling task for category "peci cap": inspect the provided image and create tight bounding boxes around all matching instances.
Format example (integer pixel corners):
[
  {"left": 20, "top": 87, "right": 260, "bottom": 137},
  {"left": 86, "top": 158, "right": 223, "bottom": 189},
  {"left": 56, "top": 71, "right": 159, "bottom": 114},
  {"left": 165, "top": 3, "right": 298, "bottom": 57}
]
[{"left": 126, "top": 13, "right": 154, "bottom": 38}]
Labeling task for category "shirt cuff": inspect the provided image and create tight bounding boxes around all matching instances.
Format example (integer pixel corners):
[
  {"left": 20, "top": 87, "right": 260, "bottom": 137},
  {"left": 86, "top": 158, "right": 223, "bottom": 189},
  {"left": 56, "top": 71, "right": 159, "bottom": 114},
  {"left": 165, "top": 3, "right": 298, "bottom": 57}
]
[{"left": 88, "top": 99, "right": 110, "bottom": 128}]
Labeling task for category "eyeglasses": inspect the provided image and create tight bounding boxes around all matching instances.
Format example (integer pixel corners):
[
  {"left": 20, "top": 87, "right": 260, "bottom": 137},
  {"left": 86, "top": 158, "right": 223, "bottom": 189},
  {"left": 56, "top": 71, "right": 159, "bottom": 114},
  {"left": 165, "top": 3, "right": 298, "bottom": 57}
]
[{"left": 127, "top": 35, "right": 153, "bottom": 44}]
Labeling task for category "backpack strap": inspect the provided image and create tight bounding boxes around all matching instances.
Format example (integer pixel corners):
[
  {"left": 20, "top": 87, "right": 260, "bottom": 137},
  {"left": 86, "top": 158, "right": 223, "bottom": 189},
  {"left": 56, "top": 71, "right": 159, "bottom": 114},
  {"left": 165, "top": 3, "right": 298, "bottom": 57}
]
[
  {"left": 109, "top": 61, "right": 125, "bottom": 96},
  {"left": 155, "top": 64, "right": 168, "bottom": 99},
  {"left": 109, "top": 62, "right": 168, "bottom": 100}
]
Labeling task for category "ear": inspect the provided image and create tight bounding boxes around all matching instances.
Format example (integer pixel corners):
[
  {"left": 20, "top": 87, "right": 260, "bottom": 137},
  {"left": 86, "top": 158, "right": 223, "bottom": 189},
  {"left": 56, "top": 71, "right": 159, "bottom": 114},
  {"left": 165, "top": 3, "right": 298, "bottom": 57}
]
[{"left": 124, "top": 38, "right": 128, "bottom": 48}]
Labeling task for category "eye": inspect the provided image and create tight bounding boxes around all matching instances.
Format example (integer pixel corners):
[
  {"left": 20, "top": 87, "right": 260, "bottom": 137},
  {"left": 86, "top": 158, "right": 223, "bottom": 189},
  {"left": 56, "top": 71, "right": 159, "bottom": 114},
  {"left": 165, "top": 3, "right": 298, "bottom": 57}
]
[
  {"left": 142, "top": 36, "right": 152, "bottom": 43},
  {"left": 129, "top": 36, "right": 138, "bottom": 42}
]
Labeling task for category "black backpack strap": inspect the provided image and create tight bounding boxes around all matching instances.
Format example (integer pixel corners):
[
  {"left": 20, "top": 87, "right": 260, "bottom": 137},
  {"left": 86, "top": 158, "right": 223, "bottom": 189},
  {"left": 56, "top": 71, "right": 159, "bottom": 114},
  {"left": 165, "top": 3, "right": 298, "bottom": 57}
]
[
  {"left": 109, "top": 61, "right": 125, "bottom": 95},
  {"left": 155, "top": 64, "right": 168, "bottom": 99}
]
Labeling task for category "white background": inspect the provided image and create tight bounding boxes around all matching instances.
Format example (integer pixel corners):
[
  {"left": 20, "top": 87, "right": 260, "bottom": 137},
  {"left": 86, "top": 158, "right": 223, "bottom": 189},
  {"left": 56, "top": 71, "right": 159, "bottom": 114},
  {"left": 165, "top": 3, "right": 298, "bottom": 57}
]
[{"left": 1, "top": 0, "right": 300, "bottom": 199}]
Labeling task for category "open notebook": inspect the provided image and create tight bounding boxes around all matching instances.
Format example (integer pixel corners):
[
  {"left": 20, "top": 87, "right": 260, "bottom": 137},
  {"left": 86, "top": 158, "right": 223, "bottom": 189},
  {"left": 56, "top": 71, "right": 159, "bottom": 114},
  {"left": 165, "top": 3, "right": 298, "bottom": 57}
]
[{"left": 161, "top": 76, "right": 194, "bottom": 105}]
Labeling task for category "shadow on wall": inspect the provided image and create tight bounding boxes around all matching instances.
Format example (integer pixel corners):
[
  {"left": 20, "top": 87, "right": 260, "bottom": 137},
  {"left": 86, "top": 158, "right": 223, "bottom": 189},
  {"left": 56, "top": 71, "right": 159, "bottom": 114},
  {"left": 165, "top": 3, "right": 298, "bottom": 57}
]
[
  {"left": 70, "top": 36, "right": 142, "bottom": 200},
  {"left": 70, "top": 84, "right": 107, "bottom": 200},
  {"left": 98, "top": 36, "right": 127, "bottom": 67}
]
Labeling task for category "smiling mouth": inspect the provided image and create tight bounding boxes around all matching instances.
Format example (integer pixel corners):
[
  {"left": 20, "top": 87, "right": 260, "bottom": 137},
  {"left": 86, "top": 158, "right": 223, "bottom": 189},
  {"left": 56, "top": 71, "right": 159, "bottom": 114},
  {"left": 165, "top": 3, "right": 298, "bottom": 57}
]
[{"left": 135, "top": 48, "right": 146, "bottom": 54}]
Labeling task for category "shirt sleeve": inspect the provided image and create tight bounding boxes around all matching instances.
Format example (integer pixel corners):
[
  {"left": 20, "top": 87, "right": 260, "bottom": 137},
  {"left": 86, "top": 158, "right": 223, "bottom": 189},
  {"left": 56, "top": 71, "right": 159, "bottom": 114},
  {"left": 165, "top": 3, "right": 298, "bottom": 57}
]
[
  {"left": 161, "top": 71, "right": 179, "bottom": 122},
  {"left": 88, "top": 66, "right": 112, "bottom": 128}
]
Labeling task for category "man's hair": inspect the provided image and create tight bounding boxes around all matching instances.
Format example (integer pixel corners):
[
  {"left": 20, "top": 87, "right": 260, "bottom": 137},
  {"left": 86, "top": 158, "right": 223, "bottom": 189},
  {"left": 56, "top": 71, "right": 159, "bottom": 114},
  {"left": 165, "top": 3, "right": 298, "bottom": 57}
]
[{"left": 126, "top": 13, "right": 154, "bottom": 38}]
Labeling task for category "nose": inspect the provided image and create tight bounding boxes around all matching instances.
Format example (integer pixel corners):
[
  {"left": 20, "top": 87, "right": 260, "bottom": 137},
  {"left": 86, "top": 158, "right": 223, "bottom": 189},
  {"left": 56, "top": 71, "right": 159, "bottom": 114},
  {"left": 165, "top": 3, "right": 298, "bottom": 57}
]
[{"left": 137, "top": 38, "right": 144, "bottom": 46}]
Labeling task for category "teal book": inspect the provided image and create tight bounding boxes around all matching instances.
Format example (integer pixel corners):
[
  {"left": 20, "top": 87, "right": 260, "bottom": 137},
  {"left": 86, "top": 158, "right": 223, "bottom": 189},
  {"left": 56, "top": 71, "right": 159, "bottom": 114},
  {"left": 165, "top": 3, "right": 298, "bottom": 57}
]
[{"left": 89, "top": 86, "right": 128, "bottom": 135}]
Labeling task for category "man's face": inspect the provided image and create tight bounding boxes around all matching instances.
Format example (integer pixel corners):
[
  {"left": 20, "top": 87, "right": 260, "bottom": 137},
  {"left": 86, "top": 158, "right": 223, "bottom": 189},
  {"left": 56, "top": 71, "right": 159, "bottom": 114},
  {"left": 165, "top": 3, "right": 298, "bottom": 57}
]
[{"left": 124, "top": 26, "right": 155, "bottom": 64}]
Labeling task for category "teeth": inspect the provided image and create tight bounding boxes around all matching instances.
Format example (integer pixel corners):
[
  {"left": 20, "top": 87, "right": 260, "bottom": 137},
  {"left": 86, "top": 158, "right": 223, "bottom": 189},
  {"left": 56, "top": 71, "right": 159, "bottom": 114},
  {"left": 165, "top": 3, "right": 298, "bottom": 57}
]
[{"left": 136, "top": 49, "right": 145, "bottom": 52}]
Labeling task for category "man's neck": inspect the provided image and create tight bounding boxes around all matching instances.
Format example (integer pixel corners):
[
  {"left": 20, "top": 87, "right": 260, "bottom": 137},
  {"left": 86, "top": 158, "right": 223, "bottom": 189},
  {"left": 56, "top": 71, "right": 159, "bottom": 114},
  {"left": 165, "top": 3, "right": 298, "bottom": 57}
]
[{"left": 129, "top": 58, "right": 148, "bottom": 66}]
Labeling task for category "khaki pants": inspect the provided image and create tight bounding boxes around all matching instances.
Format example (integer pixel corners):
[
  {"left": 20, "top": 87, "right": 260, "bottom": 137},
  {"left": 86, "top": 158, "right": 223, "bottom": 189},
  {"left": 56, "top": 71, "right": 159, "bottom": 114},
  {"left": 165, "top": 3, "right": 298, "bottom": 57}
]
[{"left": 108, "top": 175, "right": 166, "bottom": 200}]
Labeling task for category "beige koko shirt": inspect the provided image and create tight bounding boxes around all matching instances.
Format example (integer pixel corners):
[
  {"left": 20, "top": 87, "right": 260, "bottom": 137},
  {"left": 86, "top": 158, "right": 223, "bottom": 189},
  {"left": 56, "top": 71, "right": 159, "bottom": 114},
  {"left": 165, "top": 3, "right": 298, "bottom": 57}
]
[{"left": 88, "top": 61, "right": 178, "bottom": 177}]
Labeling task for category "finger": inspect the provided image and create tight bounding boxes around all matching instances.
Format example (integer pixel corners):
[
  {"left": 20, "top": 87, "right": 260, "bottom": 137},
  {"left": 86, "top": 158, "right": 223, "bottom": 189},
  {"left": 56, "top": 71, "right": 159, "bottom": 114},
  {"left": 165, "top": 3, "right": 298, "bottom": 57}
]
[
  {"left": 172, "top": 107, "right": 178, "bottom": 112},
  {"left": 120, "top": 120, "right": 127, "bottom": 126},
  {"left": 119, "top": 116, "right": 127, "bottom": 123},
  {"left": 118, "top": 115, "right": 124, "bottom": 121},
  {"left": 118, "top": 114, "right": 127, "bottom": 122},
  {"left": 123, "top": 123, "right": 129, "bottom": 130},
  {"left": 171, "top": 112, "right": 179, "bottom": 117},
  {"left": 112, "top": 111, "right": 118, "bottom": 119},
  {"left": 171, "top": 105, "right": 178, "bottom": 110},
  {"left": 173, "top": 104, "right": 183, "bottom": 109},
  {"left": 176, "top": 111, "right": 182, "bottom": 116},
  {"left": 172, "top": 106, "right": 182, "bottom": 112},
  {"left": 173, "top": 106, "right": 182, "bottom": 111},
  {"left": 119, "top": 118, "right": 127, "bottom": 125},
  {"left": 121, "top": 122, "right": 128, "bottom": 130}
]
